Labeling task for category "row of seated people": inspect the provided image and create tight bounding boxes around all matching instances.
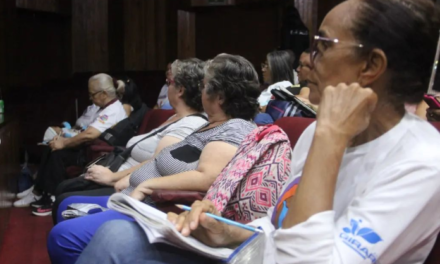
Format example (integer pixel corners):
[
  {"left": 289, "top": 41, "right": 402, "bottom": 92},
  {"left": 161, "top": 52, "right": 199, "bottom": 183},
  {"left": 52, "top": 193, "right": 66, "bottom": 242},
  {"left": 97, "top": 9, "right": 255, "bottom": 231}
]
[{"left": 14, "top": 0, "right": 440, "bottom": 263}]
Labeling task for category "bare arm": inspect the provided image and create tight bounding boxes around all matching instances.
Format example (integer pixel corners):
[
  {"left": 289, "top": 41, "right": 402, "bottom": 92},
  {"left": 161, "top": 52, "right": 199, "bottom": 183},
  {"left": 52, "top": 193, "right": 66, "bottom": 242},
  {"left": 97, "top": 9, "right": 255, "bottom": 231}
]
[
  {"left": 130, "top": 141, "right": 238, "bottom": 200},
  {"left": 282, "top": 83, "right": 377, "bottom": 228},
  {"left": 123, "top": 104, "right": 132, "bottom": 117},
  {"left": 49, "top": 126, "right": 101, "bottom": 150}
]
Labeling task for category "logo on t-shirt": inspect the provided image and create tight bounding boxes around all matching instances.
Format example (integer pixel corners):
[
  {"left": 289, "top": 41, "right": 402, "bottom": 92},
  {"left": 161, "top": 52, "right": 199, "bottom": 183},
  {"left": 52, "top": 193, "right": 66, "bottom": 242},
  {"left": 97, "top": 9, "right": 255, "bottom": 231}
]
[
  {"left": 98, "top": 115, "right": 108, "bottom": 124},
  {"left": 339, "top": 219, "right": 383, "bottom": 263}
]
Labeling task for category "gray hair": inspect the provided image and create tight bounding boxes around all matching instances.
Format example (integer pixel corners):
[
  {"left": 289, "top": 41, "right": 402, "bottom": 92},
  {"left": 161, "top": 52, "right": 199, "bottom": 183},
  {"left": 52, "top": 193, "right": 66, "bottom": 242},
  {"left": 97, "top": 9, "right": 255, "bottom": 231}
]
[
  {"left": 89, "top": 73, "right": 117, "bottom": 98},
  {"left": 203, "top": 54, "right": 261, "bottom": 120},
  {"left": 170, "top": 58, "right": 205, "bottom": 111}
]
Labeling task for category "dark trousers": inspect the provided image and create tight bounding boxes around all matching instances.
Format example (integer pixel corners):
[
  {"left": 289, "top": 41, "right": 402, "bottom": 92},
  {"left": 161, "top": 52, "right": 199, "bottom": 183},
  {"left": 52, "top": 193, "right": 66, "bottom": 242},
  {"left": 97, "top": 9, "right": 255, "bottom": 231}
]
[
  {"left": 34, "top": 147, "right": 84, "bottom": 195},
  {"left": 52, "top": 180, "right": 115, "bottom": 224}
]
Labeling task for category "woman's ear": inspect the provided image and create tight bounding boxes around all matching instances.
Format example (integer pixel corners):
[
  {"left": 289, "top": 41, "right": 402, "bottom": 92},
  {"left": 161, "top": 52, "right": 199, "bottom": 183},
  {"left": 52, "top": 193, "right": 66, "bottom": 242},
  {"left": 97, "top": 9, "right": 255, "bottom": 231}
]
[
  {"left": 177, "top": 86, "right": 185, "bottom": 98},
  {"left": 359, "top": 48, "right": 388, "bottom": 87}
]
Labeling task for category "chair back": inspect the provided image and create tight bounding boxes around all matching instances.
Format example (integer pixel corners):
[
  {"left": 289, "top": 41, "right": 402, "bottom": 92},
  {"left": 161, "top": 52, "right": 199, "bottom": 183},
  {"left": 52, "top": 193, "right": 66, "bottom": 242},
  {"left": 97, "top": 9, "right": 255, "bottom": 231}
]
[
  {"left": 138, "top": 109, "right": 175, "bottom": 135},
  {"left": 274, "top": 117, "right": 315, "bottom": 149}
]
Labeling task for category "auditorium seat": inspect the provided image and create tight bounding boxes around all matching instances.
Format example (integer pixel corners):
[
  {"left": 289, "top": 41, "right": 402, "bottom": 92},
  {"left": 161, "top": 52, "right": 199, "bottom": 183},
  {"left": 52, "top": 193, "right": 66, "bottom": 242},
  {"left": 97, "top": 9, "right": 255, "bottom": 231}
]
[{"left": 274, "top": 117, "right": 315, "bottom": 148}]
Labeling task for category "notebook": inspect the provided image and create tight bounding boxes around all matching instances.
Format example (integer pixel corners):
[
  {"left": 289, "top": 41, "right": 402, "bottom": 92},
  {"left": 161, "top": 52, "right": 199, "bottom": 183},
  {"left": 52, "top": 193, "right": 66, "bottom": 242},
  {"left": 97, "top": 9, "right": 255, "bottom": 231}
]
[{"left": 108, "top": 193, "right": 266, "bottom": 263}]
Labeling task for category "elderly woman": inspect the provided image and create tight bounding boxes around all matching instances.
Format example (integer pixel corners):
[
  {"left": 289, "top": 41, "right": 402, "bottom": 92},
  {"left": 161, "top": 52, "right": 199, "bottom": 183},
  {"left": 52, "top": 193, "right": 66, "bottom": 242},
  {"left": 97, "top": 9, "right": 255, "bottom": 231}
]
[
  {"left": 77, "top": 1, "right": 440, "bottom": 264},
  {"left": 47, "top": 54, "right": 260, "bottom": 264},
  {"left": 14, "top": 73, "right": 127, "bottom": 208},
  {"left": 49, "top": 58, "right": 208, "bottom": 221}
]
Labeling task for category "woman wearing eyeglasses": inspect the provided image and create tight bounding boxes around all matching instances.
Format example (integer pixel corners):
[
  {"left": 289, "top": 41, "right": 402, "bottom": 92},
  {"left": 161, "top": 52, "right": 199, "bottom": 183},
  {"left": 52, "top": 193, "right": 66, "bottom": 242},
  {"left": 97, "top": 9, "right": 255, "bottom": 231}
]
[
  {"left": 47, "top": 54, "right": 260, "bottom": 264},
  {"left": 73, "top": 0, "right": 440, "bottom": 264},
  {"left": 254, "top": 50, "right": 295, "bottom": 124},
  {"left": 50, "top": 58, "right": 209, "bottom": 221}
]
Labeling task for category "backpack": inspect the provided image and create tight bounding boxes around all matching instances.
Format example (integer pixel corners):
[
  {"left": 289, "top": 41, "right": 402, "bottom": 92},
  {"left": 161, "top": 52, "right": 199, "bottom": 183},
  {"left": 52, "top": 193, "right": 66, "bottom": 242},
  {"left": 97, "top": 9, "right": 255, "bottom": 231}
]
[
  {"left": 205, "top": 125, "right": 292, "bottom": 223},
  {"left": 99, "top": 104, "right": 149, "bottom": 146}
]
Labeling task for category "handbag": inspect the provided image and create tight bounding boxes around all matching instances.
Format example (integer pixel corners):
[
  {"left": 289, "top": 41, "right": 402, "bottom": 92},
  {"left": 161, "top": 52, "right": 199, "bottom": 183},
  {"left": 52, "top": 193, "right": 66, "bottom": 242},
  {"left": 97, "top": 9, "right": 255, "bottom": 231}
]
[{"left": 86, "top": 113, "right": 208, "bottom": 173}]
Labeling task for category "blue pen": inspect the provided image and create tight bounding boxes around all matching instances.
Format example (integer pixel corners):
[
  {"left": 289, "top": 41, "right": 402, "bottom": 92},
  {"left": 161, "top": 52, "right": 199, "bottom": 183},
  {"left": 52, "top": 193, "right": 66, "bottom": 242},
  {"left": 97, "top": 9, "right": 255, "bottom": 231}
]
[{"left": 176, "top": 204, "right": 263, "bottom": 233}]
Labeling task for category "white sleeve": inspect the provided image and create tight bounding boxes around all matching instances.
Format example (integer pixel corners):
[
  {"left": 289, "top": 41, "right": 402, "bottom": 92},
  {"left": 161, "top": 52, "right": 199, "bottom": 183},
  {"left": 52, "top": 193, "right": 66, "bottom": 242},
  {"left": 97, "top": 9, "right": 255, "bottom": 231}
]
[
  {"left": 258, "top": 89, "right": 274, "bottom": 107},
  {"left": 160, "top": 117, "right": 207, "bottom": 140},
  {"left": 89, "top": 107, "right": 125, "bottom": 133},
  {"left": 273, "top": 161, "right": 440, "bottom": 264}
]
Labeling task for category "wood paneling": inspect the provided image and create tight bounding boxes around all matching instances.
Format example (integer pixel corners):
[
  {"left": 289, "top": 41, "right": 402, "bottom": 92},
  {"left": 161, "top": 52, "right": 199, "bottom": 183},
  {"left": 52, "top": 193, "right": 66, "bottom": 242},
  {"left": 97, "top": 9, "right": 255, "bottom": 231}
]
[
  {"left": 124, "top": 0, "right": 177, "bottom": 71},
  {"left": 294, "top": 0, "right": 317, "bottom": 40},
  {"left": 194, "top": 4, "right": 281, "bottom": 69},
  {"left": 12, "top": 10, "right": 71, "bottom": 86},
  {"left": 178, "top": 10, "right": 196, "bottom": 59},
  {"left": 15, "top": 0, "right": 70, "bottom": 15},
  {"left": 317, "top": 0, "right": 342, "bottom": 25},
  {"left": 72, "top": 0, "right": 109, "bottom": 72}
]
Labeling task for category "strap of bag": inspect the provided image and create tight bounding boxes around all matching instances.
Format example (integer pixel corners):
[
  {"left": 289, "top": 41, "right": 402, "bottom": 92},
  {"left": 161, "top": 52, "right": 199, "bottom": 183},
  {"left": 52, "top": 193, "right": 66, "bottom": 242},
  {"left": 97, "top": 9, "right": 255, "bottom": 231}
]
[{"left": 119, "top": 113, "right": 207, "bottom": 160}]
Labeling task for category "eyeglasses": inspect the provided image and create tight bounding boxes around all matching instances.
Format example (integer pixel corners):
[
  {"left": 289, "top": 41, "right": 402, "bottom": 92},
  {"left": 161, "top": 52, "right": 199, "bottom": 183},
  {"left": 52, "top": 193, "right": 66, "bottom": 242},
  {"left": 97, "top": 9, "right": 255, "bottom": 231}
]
[
  {"left": 166, "top": 78, "right": 175, "bottom": 86},
  {"left": 89, "top": 90, "right": 103, "bottom": 99},
  {"left": 310, "top": 35, "right": 364, "bottom": 68},
  {"left": 261, "top": 63, "right": 269, "bottom": 70}
]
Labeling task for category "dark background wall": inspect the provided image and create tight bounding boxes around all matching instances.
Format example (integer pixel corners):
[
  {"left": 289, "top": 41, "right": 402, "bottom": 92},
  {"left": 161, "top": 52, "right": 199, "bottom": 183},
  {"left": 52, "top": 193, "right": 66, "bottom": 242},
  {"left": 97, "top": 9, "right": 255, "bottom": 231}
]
[{"left": 0, "top": 0, "right": 341, "bottom": 162}]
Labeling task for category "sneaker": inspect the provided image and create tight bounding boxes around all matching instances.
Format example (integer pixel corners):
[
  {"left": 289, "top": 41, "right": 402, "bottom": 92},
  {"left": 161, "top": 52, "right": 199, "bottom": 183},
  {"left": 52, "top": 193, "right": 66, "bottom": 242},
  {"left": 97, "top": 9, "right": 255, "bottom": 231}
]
[
  {"left": 30, "top": 194, "right": 54, "bottom": 208},
  {"left": 13, "top": 192, "right": 41, "bottom": 207},
  {"left": 17, "top": 185, "right": 34, "bottom": 199},
  {"left": 32, "top": 203, "right": 52, "bottom": 216}
]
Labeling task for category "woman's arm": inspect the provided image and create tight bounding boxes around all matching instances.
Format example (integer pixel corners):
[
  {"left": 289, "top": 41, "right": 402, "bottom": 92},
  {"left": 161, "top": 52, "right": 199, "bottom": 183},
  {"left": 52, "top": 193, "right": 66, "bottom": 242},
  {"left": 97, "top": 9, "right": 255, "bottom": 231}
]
[
  {"left": 86, "top": 136, "right": 183, "bottom": 185},
  {"left": 283, "top": 83, "right": 377, "bottom": 227},
  {"left": 130, "top": 141, "right": 238, "bottom": 200}
]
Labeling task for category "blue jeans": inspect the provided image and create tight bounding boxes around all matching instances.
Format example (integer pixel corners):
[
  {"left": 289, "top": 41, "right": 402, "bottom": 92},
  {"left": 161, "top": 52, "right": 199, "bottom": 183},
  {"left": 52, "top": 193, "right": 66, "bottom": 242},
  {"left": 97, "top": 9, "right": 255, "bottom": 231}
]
[
  {"left": 48, "top": 196, "right": 133, "bottom": 264},
  {"left": 76, "top": 220, "right": 214, "bottom": 264}
]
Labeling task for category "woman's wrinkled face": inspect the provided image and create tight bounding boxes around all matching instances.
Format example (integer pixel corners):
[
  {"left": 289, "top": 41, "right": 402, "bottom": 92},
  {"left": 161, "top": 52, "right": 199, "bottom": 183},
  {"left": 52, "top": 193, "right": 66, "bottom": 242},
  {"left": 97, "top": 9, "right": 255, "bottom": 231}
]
[{"left": 307, "top": 1, "right": 365, "bottom": 104}]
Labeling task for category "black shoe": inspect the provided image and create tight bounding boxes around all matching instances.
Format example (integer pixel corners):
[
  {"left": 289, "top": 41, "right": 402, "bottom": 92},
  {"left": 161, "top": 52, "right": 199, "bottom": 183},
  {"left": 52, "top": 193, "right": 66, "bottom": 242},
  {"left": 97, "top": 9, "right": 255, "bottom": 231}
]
[
  {"left": 30, "top": 194, "right": 51, "bottom": 208},
  {"left": 32, "top": 201, "right": 53, "bottom": 216}
]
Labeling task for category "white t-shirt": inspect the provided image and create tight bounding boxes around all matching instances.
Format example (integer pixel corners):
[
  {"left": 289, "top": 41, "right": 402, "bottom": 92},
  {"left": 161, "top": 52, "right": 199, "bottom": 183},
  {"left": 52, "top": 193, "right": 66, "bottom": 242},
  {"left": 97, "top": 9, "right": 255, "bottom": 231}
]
[
  {"left": 157, "top": 84, "right": 169, "bottom": 108},
  {"left": 258, "top": 81, "right": 293, "bottom": 107},
  {"left": 117, "top": 114, "right": 208, "bottom": 171},
  {"left": 89, "top": 100, "right": 127, "bottom": 133},
  {"left": 75, "top": 104, "right": 101, "bottom": 128},
  {"left": 249, "top": 113, "right": 440, "bottom": 264}
]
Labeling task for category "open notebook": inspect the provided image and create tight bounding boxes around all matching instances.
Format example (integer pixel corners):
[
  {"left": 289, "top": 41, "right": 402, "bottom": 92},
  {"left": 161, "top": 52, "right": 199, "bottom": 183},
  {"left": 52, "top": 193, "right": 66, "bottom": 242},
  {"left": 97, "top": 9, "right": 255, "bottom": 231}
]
[{"left": 108, "top": 193, "right": 266, "bottom": 263}]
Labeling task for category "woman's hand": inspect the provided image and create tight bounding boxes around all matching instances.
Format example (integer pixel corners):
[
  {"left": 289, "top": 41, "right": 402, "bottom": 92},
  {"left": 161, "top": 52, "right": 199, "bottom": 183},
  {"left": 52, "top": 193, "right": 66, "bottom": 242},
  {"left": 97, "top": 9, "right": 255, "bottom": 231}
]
[
  {"left": 167, "top": 200, "right": 248, "bottom": 248},
  {"left": 84, "top": 165, "right": 115, "bottom": 186},
  {"left": 114, "top": 176, "right": 130, "bottom": 192},
  {"left": 426, "top": 109, "right": 440, "bottom": 122},
  {"left": 316, "top": 83, "right": 378, "bottom": 142},
  {"left": 49, "top": 136, "right": 65, "bottom": 151},
  {"left": 130, "top": 181, "right": 153, "bottom": 200}
]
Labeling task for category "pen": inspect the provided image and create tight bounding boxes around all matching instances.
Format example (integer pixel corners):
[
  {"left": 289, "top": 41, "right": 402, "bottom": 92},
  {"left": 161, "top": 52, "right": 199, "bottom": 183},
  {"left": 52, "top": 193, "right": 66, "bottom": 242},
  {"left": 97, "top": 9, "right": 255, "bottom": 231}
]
[{"left": 176, "top": 204, "right": 263, "bottom": 233}]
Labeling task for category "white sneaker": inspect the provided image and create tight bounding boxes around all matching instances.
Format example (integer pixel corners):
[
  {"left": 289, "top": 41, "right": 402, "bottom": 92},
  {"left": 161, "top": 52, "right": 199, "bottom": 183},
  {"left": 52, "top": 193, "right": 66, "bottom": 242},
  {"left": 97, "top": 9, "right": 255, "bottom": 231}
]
[
  {"left": 13, "top": 192, "right": 41, "bottom": 207},
  {"left": 17, "top": 185, "right": 34, "bottom": 199}
]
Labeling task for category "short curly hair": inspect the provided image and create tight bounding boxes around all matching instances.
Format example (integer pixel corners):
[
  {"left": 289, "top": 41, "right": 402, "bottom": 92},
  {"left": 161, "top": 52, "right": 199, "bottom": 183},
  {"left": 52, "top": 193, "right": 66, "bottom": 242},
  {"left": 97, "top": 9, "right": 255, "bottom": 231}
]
[
  {"left": 204, "top": 54, "right": 261, "bottom": 120},
  {"left": 171, "top": 58, "right": 205, "bottom": 112}
]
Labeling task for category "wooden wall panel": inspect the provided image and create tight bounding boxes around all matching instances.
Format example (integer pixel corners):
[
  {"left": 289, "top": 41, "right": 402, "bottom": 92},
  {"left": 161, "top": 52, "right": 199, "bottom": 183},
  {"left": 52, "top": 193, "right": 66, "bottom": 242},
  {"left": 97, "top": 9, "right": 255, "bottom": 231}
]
[
  {"left": 124, "top": 0, "right": 176, "bottom": 71},
  {"left": 317, "top": 0, "right": 342, "bottom": 26},
  {"left": 178, "top": 10, "right": 196, "bottom": 59},
  {"left": 294, "top": 0, "right": 317, "bottom": 40},
  {"left": 194, "top": 5, "right": 280, "bottom": 69},
  {"left": 15, "top": 0, "right": 70, "bottom": 15},
  {"left": 72, "top": 0, "right": 109, "bottom": 72}
]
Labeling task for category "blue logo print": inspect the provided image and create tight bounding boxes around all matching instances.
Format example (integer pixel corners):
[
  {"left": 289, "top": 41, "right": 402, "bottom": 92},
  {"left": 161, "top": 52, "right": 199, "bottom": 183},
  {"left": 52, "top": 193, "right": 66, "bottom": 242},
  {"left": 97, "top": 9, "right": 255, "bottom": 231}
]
[{"left": 339, "top": 219, "right": 383, "bottom": 263}]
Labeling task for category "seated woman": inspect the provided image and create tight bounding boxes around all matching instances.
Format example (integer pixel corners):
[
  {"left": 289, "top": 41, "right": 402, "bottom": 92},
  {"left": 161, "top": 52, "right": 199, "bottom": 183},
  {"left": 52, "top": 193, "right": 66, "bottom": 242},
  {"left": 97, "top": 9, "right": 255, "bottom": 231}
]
[
  {"left": 76, "top": 1, "right": 440, "bottom": 263},
  {"left": 51, "top": 58, "right": 208, "bottom": 221},
  {"left": 255, "top": 50, "right": 295, "bottom": 125},
  {"left": 14, "top": 73, "right": 127, "bottom": 208},
  {"left": 47, "top": 53, "right": 260, "bottom": 264}
]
